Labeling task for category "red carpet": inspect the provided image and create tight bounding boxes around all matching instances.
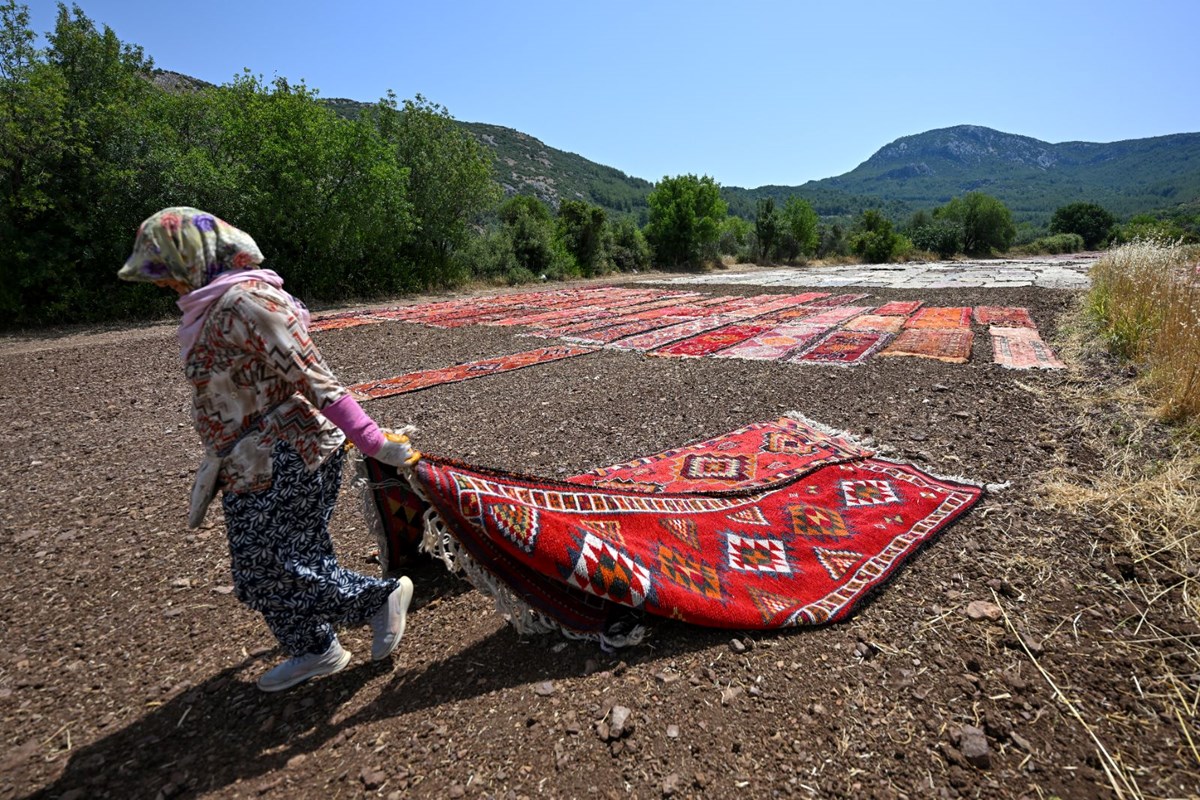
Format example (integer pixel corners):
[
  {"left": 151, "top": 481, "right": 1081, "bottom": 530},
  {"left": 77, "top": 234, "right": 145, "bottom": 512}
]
[
  {"left": 363, "top": 416, "right": 984, "bottom": 641},
  {"left": 348, "top": 345, "right": 597, "bottom": 400}
]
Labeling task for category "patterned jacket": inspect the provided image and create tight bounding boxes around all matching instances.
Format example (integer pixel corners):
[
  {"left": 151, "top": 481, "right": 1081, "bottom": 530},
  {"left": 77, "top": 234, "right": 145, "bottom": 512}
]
[{"left": 186, "top": 281, "right": 347, "bottom": 493}]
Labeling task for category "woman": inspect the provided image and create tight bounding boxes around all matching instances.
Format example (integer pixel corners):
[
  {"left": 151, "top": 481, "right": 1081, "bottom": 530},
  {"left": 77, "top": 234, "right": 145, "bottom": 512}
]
[{"left": 119, "top": 207, "right": 415, "bottom": 692}]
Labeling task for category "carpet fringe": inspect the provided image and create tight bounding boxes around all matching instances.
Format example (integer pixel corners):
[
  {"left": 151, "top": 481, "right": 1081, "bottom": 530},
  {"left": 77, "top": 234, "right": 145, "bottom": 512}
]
[
  {"left": 781, "top": 410, "right": 890, "bottom": 455},
  {"left": 360, "top": 436, "right": 646, "bottom": 649},
  {"left": 352, "top": 448, "right": 398, "bottom": 578},
  {"left": 418, "top": 505, "right": 645, "bottom": 649}
]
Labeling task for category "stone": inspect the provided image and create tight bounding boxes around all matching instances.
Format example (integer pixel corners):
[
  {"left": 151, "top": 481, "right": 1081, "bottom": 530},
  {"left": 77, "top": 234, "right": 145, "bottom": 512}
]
[
  {"left": 966, "top": 600, "right": 1003, "bottom": 621},
  {"left": 959, "top": 725, "right": 991, "bottom": 769}
]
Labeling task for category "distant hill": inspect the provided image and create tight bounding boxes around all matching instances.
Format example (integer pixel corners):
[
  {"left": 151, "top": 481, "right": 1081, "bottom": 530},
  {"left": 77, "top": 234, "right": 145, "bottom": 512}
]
[
  {"left": 802, "top": 125, "right": 1200, "bottom": 222},
  {"left": 159, "top": 73, "right": 1200, "bottom": 225}
]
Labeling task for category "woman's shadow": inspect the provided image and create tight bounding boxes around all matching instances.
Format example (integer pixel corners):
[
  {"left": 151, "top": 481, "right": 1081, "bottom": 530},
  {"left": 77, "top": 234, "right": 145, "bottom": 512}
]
[{"left": 22, "top": 609, "right": 719, "bottom": 800}]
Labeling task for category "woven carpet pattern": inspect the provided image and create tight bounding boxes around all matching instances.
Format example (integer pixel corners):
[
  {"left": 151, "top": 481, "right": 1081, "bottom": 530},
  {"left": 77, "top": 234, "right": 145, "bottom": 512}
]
[
  {"left": 793, "top": 330, "right": 894, "bottom": 366},
  {"left": 905, "top": 306, "right": 973, "bottom": 329},
  {"left": 974, "top": 306, "right": 1036, "bottom": 328},
  {"left": 711, "top": 324, "right": 827, "bottom": 361},
  {"left": 397, "top": 417, "right": 983, "bottom": 636},
  {"left": 880, "top": 329, "right": 974, "bottom": 363},
  {"left": 989, "top": 326, "right": 1066, "bottom": 369}
]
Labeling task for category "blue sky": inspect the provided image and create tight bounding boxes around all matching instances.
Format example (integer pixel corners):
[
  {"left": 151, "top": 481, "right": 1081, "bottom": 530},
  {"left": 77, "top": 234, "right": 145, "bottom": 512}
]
[{"left": 26, "top": 0, "right": 1200, "bottom": 188}]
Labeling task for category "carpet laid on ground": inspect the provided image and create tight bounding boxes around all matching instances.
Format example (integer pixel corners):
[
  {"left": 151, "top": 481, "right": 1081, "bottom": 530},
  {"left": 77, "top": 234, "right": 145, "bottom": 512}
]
[
  {"left": 308, "top": 314, "right": 385, "bottom": 332},
  {"left": 905, "top": 306, "right": 972, "bottom": 329},
  {"left": 989, "top": 326, "right": 1066, "bottom": 369},
  {"left": 347, "top": 345, "right": 597, "bottom": 400},
  {"left": 360, "top": 416, "right": 984, "bottom": 643},
  {"left": 711, "top": 324, "right": 827, "bottom": 361},
  {"left": 974, "top": 306, "right": 1036, "bottom": 328},
  {"left": 879, "top": 328, "right": 974, "bottom": 363},
  {"left": 650, "top": 323, "right": 775, "bottom": 358},
  {"left": 792, "top": 330, "right": 894, "bottom": 366},
  {"left": 842, "top": 314, "right": 908, "bottom": 334}
]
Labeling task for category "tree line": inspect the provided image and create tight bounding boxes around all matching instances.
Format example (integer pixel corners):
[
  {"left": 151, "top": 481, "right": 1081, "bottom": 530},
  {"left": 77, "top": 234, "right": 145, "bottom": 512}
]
[{"left": 0, "top": 3, "right": 1176, "bottom": 329}]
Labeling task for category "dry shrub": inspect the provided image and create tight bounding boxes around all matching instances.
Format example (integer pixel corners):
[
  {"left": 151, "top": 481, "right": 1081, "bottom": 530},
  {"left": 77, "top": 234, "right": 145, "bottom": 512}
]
[{"left": 1088, "top": 239, "right": 1200, "bottom": 424}]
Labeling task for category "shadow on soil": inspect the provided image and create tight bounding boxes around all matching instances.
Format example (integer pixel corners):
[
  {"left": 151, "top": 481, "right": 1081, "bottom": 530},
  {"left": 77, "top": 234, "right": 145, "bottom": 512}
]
[{"left": 24, "top": 607, "right": 721, "bottom": 799}]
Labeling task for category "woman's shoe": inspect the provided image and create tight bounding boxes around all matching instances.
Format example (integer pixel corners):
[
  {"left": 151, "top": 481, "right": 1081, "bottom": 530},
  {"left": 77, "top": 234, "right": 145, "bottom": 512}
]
[
  {"left": 257, "top": 639, "right": 351, "bottom": 692},
  {"left": 370, "top": 576, "right": 414, "bottom": 660}
]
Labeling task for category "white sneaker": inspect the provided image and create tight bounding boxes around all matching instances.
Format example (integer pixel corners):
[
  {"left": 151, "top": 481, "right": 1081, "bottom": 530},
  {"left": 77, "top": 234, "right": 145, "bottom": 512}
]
[
  {"left": 256, "top": 639, "right": 351, "bottom": 692},
  {"left": 370, "top": 576, "right": 414, "bottom": 661}
]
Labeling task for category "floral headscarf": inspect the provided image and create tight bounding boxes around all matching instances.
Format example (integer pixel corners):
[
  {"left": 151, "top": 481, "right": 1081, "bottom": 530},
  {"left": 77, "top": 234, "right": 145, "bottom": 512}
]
[{"left": 118, "top": 207, "right": 264, "bottom": 290}]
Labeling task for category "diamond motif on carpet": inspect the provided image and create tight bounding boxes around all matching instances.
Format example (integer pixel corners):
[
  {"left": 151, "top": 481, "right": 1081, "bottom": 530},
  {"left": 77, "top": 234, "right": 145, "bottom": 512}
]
[
  {"left": 658, "top": 546, "right": 723, "bottom": 599},
  {"left": 567, "top": 532, "right": 653, "bottom": 607},
  {"left": 681, "top": 453, "right": 754, "bottom": 482},
  {"left": 841, "top": 479, "right": 901, "bottom": 507},
  {"left": 787, "top": 504, "right": 852, "bottom": 542},
  {"left": 813, "top": 547, "right": 864, "bottom": 581},
  {"left": 726, "top": 533, "right": 792, "bottom": 574}
]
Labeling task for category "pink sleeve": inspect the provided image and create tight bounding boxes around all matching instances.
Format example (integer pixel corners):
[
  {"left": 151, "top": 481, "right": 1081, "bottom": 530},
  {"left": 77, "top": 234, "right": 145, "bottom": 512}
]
[{"left": 321, "top": 394, "right": 386, "bottom": 457}]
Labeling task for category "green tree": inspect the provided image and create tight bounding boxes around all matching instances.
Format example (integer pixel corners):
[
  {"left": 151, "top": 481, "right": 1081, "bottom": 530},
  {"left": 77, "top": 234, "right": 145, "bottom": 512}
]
[
  {"left": 717, "top": 215, "right": 752, "bottom": 258},
  {"left": 1050, "top": 202, "right": 1117, "bottom": 249},
  {"left": 818, "top": 222, "right": 848, "bottom": 258},
  {"left": 499, "top": 196, "right": 576, "bottom": 279},
  {"left": 755, "top": 197, "right": 780, "bottom": 262},
  {"left": 608, "top": 216, "right": 652, "bottom": 272},
  {"left": 909, "top": 219, "right": 964, "bottom": 258},
  {"left": 935, "top": 192, "right": 1016, "bottom": 255},
  {"left": 644, "top": 174, "right": 727, "bottom": 268},
  {"left": 1, "top": 2, "right": 169, "bottom": 324},
  {"left": 557, "top": 199, "right": 608, "bottom": 277},
  {"left": 850, "top": 210, "right": 906, "bottom": 263},
  {"left": 781, "top": 196, "right": 819, "bottom": 260},
  {"left": 392, "top": 94, "right": 500, "bottom": 286}
]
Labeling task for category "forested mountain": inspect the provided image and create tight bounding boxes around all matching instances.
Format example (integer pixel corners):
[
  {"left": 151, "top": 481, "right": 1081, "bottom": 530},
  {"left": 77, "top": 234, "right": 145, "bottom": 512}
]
[
  {"left": 193, "top": 75, "right": 1200, "bottom": 225},
  {"left": 805, "top": 125, "right": 1200, "bottom": 222}
]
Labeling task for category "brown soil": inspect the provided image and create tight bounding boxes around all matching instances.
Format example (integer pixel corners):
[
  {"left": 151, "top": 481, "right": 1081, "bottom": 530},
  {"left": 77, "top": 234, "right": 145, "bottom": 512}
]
[{"left": 1, "top": 271, "right": 1195, "bottom": 800}]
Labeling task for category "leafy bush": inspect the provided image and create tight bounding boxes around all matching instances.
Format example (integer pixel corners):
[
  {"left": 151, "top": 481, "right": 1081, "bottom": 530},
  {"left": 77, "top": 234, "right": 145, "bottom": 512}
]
[
  {"left": 849, "top": 210, "right": 906, "bottom": 263},
  {"left": 1012, "top": 233, "right": 1085, "bottom": 255},
  {"left": 608, "top": 216, "right": 652, "bottom": 273},
  {"left": 1110, "top": 214, "right": 1199, "bottom": 245},
  {"left": 717, "top": 216, "right": 752, "bottom": 258},
  {"left": 499, "top": 196, "right": 578, "bottom": 280},
  {"left": 934, "top": 192, "right": 1016, "bottom": 255},
  {"left": 817, "top": 223, "right": 849, "bottom": 258},
  {"left": 556, "top": 199, "right": 609, "bottom": 277},
  {"left": 754, "top": 197, "right": 780, "bottom": 262},
  {"left": 1050, "top": 202, "right": 1116, "bottom": 249},
  {"left": 909, "top": 220, "right": 964, "bottom": 258},
  {"left": 0, "top": 2, "right": 500, "bottom": 327},
  {"left": 781, "top": 197, "right": 819, "bottom": 259}
]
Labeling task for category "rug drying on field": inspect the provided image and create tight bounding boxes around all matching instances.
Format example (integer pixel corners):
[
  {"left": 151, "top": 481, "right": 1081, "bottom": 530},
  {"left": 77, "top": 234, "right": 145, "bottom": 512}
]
[
  {"left": 348, "top": 345, "right": 596, "bottom": 401},
  {"left": 361, "top": 416, "right": 984, "bottom": 642},
  {"left": 989, "top": 326, "right": 1066, "bottom": 369},
  {"left": 879, "top": 329, "right": 974, "bottom": 363}
]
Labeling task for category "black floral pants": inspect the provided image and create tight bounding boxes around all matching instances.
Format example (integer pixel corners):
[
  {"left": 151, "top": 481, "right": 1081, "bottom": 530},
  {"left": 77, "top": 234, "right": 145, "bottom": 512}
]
[{"left": 223, "top": 442, "right": 398, "bottom": 656}]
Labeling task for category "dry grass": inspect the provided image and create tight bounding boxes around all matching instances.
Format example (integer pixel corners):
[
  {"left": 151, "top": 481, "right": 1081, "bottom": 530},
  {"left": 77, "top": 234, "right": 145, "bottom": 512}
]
[
  {"left": 1041, "top": 295, "right": 1200, "bottom": 779},
  {"left": 1088, "top": 239, "right": 1200, "bottom": 424}
]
